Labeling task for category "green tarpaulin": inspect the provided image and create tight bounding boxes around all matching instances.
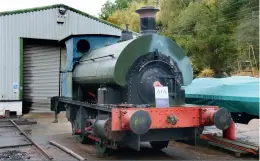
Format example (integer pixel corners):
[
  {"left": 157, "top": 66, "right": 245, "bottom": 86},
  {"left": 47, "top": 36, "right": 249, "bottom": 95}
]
[{"left": 184, "top": 76, "right": 259, "bottom": 116}]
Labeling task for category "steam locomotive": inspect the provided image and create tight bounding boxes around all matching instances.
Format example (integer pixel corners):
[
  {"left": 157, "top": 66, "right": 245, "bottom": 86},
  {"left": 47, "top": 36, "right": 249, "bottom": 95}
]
[{"left": 51, "top": 6, "right": 232, "bottom": 155}]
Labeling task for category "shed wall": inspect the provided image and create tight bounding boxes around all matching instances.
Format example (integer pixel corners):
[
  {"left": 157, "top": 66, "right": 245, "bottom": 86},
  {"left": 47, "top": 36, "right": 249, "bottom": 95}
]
[{"left": 0, "top": 8, "right": 123, "bottom": 100}]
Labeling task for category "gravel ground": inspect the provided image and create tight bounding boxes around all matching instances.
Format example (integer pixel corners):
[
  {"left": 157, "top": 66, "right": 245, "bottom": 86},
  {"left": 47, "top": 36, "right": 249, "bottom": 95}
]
[
  {"left": 17, "top": 110, "right": 259, "bottom": 160},
  {"left": 0, "top": 146, "right": 46, "bottom": 161},
  {"left": 0, "top": 150, "right": 27, "bottom": 161}
]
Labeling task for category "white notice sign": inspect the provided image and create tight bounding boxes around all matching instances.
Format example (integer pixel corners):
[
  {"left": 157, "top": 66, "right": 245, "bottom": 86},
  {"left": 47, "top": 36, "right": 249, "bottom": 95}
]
[
  {"left": 155, "top": 86, "right": 169, "bottom": 99},
  {"left": 154, "top": 86, "right": 169, "bottom": 107}
]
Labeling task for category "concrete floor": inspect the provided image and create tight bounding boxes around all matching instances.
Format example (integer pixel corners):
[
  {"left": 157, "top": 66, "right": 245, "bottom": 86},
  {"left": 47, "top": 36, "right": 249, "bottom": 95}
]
[
  {"left": 19, "top": 110, "right": 259, "bottom": 160},
  {"left": 203, "top": 119, "right": 259, "bottom": 145}
]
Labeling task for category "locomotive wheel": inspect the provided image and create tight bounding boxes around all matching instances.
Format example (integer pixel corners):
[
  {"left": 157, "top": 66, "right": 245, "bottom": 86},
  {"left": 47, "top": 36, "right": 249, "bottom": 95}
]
[
  {"left": 95, "top": 141, "right": 112, "bottom": 157},
  {"left": 71, "top": 107, "right": 91, "bottom": 144},
  {"left": 71, "top": 121, "right": 89, "bottom": 144},
  {"left": 150, "top": 141, "right": 169, "bottom": 150}
]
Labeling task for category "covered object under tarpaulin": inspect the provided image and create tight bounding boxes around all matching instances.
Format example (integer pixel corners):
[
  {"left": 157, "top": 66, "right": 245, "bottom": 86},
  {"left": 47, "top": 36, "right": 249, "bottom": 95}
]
[{"left": 184, "top": 76, "right": 259, "bottom": 121}]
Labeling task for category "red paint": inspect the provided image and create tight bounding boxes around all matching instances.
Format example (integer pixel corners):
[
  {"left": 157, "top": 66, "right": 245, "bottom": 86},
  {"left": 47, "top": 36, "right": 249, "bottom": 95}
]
[
  {"left": 88, "top": 92, "right": 95, "bottom": 98},
  {"left": 74, "top": 128, "right": 81, "bottom": 135},
  {"left": 85, "top": 126, "right": 92, "bottom": 131},
  {"left": 223, "top": 120, "right": 236, "bottom": 140},
  {"left": 111, "top": 106, "right": 219, "bottom": 131},
  {"left": 74, "top": 127, "right": 101, "bottom": 143},
  {"left": 153, "top": 81, "right": 163, "bottom": 87},
  {"left": 199, "top": 108, "right": 216, "bottom": 125},
  {"left": 88, "top": 135, "right": 101, "bottom": 142},
  {"left": 74, "top": 126, "right": 93, "bottom": 135},
  {"left": 88, "top": 92, "right": 98, "bottom": 103}
]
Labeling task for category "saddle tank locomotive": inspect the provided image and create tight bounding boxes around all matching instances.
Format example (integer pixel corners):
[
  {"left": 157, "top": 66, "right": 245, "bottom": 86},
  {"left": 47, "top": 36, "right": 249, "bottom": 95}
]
[{"left": 51, "top": 6, "right": 232, "bottom": 155}]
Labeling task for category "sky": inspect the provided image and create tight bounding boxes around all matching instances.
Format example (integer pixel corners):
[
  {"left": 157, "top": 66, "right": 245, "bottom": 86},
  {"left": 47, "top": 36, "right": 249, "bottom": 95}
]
[{"left": 0, "top": 0, "right": 115, "bottom": 17}]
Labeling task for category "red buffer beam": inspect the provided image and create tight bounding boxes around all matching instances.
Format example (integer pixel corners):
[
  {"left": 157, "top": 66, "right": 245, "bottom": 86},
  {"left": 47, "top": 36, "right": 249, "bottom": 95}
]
[{"left": 111, "top": 106, "right": 232, "bottom": 135}]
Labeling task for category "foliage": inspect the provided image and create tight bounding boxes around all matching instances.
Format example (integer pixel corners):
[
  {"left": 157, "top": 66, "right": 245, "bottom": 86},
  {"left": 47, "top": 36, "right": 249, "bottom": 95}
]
[
  {"left": 198, "top": 68, "right": 215, "bottom": 78},
  {"left": 99, "top": 0, "right": 259, "bottom": 77},
  {"left": 190, "top": 60, "right": 200, "bottom": 77},
  {"left": 99, "top": 0, "right": 136, "bottom": 20},
  {"left": 165, "top": 0, "right": 241, "bottom": 76},
  {"left": 233, "top": 67, "right": 259, "bottom": 78},
  {"left": 99, "top": 0, "right": 117, "bottom": 20},
  {"left": 234, "top": 0, "right": 259, "bottom": 68},
  {"left": 107, "top": 0, "right": 156, "bottom": 32},
  {"left": 106, "top": 1, "right": 144, "bottom": 32}
]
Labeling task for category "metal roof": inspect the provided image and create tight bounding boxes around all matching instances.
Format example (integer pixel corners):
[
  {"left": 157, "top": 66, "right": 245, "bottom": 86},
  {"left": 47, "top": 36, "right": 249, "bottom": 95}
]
[{"left": 0, "top": 4, "right": 138, "bottom": 35}]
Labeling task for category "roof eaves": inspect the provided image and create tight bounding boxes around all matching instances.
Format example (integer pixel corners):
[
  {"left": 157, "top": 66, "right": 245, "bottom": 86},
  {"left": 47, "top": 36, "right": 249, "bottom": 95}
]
[
  {"left": 0, "top": 4, "right": 61, "bottom": 16},
  {"left": 58, "top": 34, "right": 121, "bottom": 43},
  {"left": 0, "top": 4, "right": 140, "bottom": 36}
]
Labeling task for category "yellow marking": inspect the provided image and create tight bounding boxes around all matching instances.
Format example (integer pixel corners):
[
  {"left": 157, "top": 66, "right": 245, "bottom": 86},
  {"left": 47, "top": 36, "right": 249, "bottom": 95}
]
[{"left": 134, "top": 116, "right": 145, "bottom": 128}]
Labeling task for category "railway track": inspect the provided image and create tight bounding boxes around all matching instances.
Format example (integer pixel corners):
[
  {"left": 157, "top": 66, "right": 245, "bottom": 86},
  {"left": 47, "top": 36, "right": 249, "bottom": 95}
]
[
  {"left": 0, "top": 119, "right": 87, "bottom": 161},
  {"left": 0, "top": 119, "right": 52, "bottom": 161},
  {"left": 0, "top": 117, "right": 257, "bottom": 161}
]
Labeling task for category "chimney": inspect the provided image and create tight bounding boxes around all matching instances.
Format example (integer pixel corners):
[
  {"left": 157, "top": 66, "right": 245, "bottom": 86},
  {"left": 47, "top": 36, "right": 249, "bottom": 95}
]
[
  {"left": 135, "top": 6, "right": 160, "bottom": 35},
  {"left": 118, "top": 24, "right": 133, "bottom": 42}
]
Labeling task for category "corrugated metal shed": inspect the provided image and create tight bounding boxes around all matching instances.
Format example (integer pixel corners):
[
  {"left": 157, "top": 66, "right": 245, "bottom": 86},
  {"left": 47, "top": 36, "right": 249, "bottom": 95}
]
[{"left": 0, "top": 4, "right": 138, "bottom": 100}]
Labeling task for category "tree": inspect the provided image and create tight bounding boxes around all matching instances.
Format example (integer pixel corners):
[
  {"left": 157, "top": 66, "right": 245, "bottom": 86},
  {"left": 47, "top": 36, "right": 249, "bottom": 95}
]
[
  {"left": 234, "top": 0, "right": 259, "bottom": 68},
  {"left": 99, "top": 0, "right": 136, "bottom": 20},
  {"left": 157, "top": 0, "right": 190, "bottom": 32},
  {"left": 106, "top": 0, "right": 157, "bottom": 32},
  {"left": 99, "top": 0, "right": 259, "bottom": 77},
  {"left": 99, "top": 0, "right": 117, "bottom": 20},
  {"left": 115, "top": 0, "right": 135, "bottom": 9},
  {"left": 160, "top": 0, "right": 239, "bottom": 76}
]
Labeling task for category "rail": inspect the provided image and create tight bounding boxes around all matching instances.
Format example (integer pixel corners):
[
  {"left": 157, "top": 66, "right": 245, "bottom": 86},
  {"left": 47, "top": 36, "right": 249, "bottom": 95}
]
[{"left": 0, "top": 119, "right": 53, "bottom": 160}]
